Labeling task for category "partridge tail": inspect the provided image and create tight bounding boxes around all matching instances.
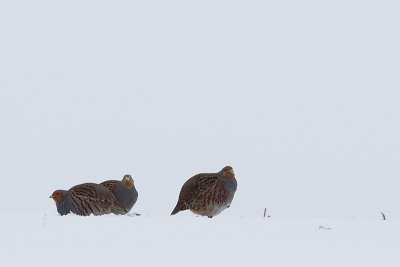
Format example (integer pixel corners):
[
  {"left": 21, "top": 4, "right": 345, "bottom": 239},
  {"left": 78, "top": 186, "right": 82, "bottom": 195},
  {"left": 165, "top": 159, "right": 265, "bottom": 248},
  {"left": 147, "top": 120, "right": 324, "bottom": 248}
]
[{"left": 171, "top": 201, "right": 188, "bottom": 215}]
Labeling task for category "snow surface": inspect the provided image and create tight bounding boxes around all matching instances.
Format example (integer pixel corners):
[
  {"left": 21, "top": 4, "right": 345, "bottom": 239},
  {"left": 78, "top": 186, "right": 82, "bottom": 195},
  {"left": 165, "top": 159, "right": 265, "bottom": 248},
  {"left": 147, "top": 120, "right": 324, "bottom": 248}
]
[
  {"left": 0, "top": 0, "right": 400, "bottom": 266},
  {"left": 1, "top": 212, "right": 399, "bottom": 267}
]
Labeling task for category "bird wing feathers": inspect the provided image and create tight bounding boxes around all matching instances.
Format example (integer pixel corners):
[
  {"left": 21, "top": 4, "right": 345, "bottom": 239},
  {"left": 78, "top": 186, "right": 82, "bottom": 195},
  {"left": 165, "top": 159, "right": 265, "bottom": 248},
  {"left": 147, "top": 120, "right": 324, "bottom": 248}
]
[
  {"left": 69, "top": 183, "right": 126, "bottom": 216},
  {"left": 99, "top": 180, "right": 118, "bottom": 193},
  {"left": 171, "top": 174, "right": 219, "bottom": 214}
]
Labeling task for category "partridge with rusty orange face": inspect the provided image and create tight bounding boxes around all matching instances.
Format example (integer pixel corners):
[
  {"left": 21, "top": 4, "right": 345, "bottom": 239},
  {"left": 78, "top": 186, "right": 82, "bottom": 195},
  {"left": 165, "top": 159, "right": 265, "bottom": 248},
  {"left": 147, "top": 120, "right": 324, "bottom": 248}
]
[
  {"left": 171, "top": 166, "right": 237, "bottom": 218},
  {"left": 50, "top": 183, "right": 127, "bottom": 216},
  {"left": 100, "top": 174, "right": 138, "bottom": 214}
]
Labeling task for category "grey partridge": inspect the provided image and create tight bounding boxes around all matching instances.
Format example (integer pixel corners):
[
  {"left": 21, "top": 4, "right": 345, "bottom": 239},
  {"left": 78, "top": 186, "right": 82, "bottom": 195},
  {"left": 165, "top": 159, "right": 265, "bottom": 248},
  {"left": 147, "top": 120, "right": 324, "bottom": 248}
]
[
  {"left": 100, "top": 174, "right": 138, "bottom": 214},
  {"left": 171, "top": 166, "right": 237, "bottom": 218},
  {"left": 50, "top": 183, "right": 127, "bottom": 216}
]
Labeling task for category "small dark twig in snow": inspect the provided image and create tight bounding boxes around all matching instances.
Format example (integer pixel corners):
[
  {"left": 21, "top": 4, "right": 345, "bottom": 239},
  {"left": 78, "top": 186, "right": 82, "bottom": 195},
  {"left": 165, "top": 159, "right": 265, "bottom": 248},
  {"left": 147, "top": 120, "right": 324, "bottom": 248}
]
[
  {"left": 380, "top": 212, "right": 386, "bottom": 221},
  {"left": 127, "top": 212, "right": 141, "bottom": 217},
  {"left": 263, "top": 208, "right": 270, "bottom": 218},
  {"left": 318, "top": 225, "right": 332, "bottom": 230}
]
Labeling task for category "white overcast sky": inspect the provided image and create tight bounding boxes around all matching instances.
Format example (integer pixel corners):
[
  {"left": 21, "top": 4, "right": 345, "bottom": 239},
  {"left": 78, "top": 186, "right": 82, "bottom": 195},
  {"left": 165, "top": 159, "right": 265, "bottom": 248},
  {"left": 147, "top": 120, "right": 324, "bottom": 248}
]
[{"left": 0, "top": 1, "right": 399, "bottom": 218}]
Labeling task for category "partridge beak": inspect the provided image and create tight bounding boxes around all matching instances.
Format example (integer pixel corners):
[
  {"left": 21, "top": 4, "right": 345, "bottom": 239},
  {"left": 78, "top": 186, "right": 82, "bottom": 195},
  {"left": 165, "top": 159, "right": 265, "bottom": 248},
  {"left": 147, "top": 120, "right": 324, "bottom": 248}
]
[
  {"left": 49, "top": 195, "right": 54, "bottom": 198},
  {"left": 229, "top": 169, "right": 234, "bottom": 174}
]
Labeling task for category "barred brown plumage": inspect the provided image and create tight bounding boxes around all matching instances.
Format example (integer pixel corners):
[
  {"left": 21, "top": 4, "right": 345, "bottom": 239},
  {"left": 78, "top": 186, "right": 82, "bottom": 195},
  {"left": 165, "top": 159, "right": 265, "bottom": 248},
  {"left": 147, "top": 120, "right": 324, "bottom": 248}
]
[
  {"left": 50, "top": 183, "right": 127, "bottom": 216},
  {"left": 171, "top": 166, "right": 237, "bottom": 218},
  {"left": 100, "top": 174, "right": 138, "bottom": 214}
]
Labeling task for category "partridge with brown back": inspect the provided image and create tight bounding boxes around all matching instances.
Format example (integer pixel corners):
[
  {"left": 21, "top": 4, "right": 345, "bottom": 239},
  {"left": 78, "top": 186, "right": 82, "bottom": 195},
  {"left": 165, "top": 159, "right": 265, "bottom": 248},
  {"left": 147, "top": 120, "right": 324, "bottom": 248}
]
[
  {"left": 50, "top": 183, "right": 127, "bottom": 216},
  {"left": 100, "top": 174, "right": 138, "bottom": 214},
  {"left": 171, "top": 166, "right": 237, "bottom": 218}
]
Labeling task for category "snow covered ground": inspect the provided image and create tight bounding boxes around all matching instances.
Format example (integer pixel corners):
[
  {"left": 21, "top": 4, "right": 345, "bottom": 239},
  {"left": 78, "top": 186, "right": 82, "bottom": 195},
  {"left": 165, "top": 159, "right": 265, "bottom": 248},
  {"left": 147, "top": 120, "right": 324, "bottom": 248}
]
[
  {"left": 1, "top": 212, "right": 398, "bottom": 267},
  {"left": 1, "top": 0, "right": 400, "bottom": 266}
]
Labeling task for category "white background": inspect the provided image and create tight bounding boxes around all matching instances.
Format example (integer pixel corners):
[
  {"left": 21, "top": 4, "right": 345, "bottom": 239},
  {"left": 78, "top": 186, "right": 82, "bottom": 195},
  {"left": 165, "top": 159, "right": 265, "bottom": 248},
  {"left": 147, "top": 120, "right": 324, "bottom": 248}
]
[{"left": 0, "top": 1, "right": 399, "bottom": 219}]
